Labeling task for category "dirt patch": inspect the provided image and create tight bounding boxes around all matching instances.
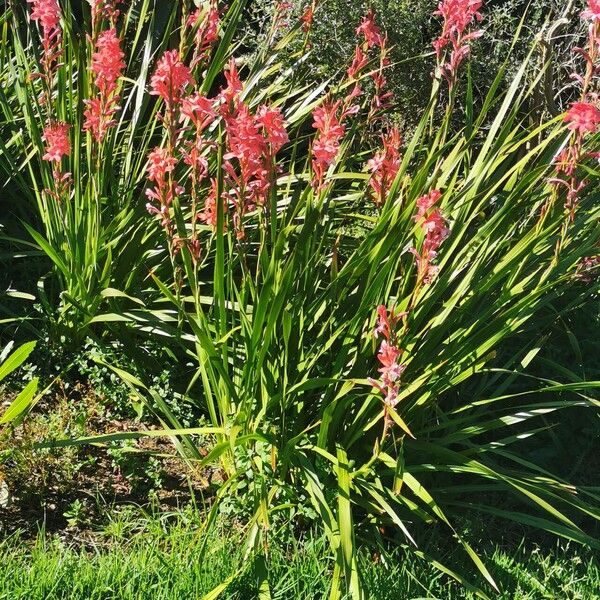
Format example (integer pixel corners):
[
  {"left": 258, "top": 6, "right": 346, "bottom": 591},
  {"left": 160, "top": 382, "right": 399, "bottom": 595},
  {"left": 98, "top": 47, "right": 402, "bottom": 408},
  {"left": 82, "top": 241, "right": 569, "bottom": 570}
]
[{"left": 0, "top": 384, "right": 222, "bottom": 540}]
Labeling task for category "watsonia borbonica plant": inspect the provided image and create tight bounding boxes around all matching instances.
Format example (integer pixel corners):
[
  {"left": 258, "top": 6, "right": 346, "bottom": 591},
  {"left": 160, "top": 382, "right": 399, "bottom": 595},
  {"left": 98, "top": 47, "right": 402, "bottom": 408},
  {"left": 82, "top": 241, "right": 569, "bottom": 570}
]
[
  {"left": 10, "top": 0, "right": 600, "bottom": 598},
  {"left": 0, "top": 0, "right": 244, "bottom": 339}
]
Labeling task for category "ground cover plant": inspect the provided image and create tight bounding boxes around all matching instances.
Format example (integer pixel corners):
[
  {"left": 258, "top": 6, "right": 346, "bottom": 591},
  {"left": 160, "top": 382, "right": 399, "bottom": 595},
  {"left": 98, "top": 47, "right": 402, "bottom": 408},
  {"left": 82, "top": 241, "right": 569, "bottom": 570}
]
[{"left": 0, "top": 0, "right": 599, "bottom": 598}]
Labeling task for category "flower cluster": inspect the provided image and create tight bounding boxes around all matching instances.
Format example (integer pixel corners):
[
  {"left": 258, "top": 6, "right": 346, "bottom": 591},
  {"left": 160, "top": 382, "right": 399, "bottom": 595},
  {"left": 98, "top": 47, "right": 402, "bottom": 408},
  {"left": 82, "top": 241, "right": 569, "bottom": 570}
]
[
  {"left": 28, "top": 0, "right": 63, "bottom": 100},
  {"left": 42, "top": 122, "right": 70, "bottom": 163},
  {"left": 564, "top": 101, "right": 600, "bottom": 135},
  {"left": 188, "top": 1, "right": 220, "bottom": 69},
  {"left": 311, "top": 99, "right": 357, "bottom": 191},
  {"left": 89, "top": 0, "right": 120, "bottom": 30},
  {"left": 548, "top": 5, "right": 600, "bottom": 221},
  {"left": 220, "top": 64, "right": 289, "bottom": 236},
  {"left": 29, "top": 0, "right": 61, "bottom": 34},
  {"left": 368, "top": 305, "right": 407, "bottom": 415},
  {"left": 28, "top": 0, "right": 72, "bottom": 204},
  {"left": 84, "top": 28, "right": 125, "bottom": 143},
  {"left": 582, "top": 0, "right": 600, "bottom": 21},
  {"left": 356, "top": 9, "right": 383, "bottom": 49},
  {"left": 180, "top": 91, "right": 218, "bottom": 255},
  {"left": 367, "top": 126, "right": 402, "bottom": 207},
  {"left": 150, "top": 50, "right": 194, "bottom": 111},
  {"left": 433, "top": 0, "right": 484, "bottom": 89},
  {"left": 145, "top": 51, "right": 194, "bottom": 241},
  {"left": 145, "top": 147, "right": 180, "bottom": 231},
  {"left": 347, "top": 9, "right": 393, "bottom": 121},
  {"left": 410, "top": 190, "right": 450, "bottom": 284}
]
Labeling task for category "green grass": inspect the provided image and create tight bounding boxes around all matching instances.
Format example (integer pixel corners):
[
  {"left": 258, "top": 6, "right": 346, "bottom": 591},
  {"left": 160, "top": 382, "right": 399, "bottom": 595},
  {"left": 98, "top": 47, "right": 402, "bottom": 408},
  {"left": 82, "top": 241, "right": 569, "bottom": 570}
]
[{"left": 1, "top": 507, "right": 598, "bottom": 600}]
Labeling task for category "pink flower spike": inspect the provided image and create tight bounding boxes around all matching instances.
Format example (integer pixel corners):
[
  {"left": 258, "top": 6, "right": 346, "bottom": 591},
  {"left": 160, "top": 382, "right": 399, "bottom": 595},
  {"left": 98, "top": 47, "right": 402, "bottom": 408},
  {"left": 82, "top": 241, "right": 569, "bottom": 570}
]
[
  {"left": 311, "top": 99, "right": 346, "bottom": 190},
  {"left": 150, "top": 50, "right": 194, "bottom": 107},
  {"left": 564, "top": 101, "right": 600, "bottom": 135},
  {"left": 582, "top": 0, "right": 600, "bottom": 21},
  {"left": 90, "top": 28, "right": 125, "bottom": 95},
  {"left": 28, "top": 0, "right": 61, "bottom": 35},
  {"left": 433, "top": 0, "right": 483, "bottom": 87},
  {"left": 257, "top": 105, "right": 289, "bottom": 154},
  {"left": 356, "top": 9, "right": 383, "bottom": 48},
  {"left": 181, "top": 93, "right": 216, "bottom": 130},
  {"left": 146, "top": 147, "right": 177, "bottom": 182},
  {"left": 367, "top": 127, "right": 402, "bottom": 207},
  {"left": 42, "top": 122, "right": 70, "bottom": 162},
  {"left": 347, "top": 45, "right": 369, "bottom": 80},
  {"left": 415, "top": 189, "right": 443, "bottom": 218}
]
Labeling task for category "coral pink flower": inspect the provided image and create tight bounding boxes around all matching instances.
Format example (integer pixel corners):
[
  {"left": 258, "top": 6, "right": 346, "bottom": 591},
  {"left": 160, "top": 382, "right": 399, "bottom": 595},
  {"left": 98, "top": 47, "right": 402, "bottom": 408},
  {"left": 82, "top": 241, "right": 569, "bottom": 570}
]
[
  {"left": 311, "top": 100, "right": 347, "bottom": 190},
  {"left": 84, "top": 28, "right": 125, "bottom": 142},
  {"left": 257, "top": 105, "right": 289, "bottom": 154},
  {"left": 150, "top": 50, "right": 194, "bottom": 107},
  {"left": 28, "top": 0, "right": 62, "bottom": 78},
  {"left": 564, "top": 101, "right": 600, "bottom": 135},
  {"left": 377, "top": 341, "right": 405, "bottom": 382},
  {"left": 219, "top": 99, "right": 289, "bottom": 238},
  {"left": 356, "top": 9, "right": 383, "bottom": 48},
  {"left": 146, "top": 147, "right": 177, "bottom": 182},
  {"left": 374, "top": 304, "right": 407, "bottom": 340},
  {"left": 181, "top": 93, "right": 216, "bottom": 130},
  {"left": 433, "top": 0, "right": 483, "bottom": 88},
  {"left": 434, "top": 0, "right": 483, "bottom": 39},
  {"left": 347, "top": 46, "right": 369, "bottom": 81},
  {"left": 225, "top": 104, "right": 266, "bottom": 181},
  {"left": 90, "top": 28, "right": 124, "bottom": 94},
  {"left": 28, "top": 0, "right": 61, "bottom": 35},
  {"left": 369, "top": 305, "right": 408, "bottom": 415},
  {"left": 415, "top": 189, "right": 443, "bottom": 217},
  {"left": 219, "top": 59, "right": 243, "bottom": 113},
  {"left": 188, "top": 1, "right": 220, "bottom": 66},
  {"left": 145, "top": 147, "right": 180, "bottom": 225},
  {"left": 90, "top": 0, "right": 121, "bottom": 29},
  {"left": 42, "top": 122, "right": 70, "bottom": 162},
  {"left": 582, "top": 0, "right": 600, "bottom": 21},
  {"left": 411, "top": 190, "right": 449, "bottom": 284},
  {"left": 367, "top": 126, "right": 402, "bottom": 207}
]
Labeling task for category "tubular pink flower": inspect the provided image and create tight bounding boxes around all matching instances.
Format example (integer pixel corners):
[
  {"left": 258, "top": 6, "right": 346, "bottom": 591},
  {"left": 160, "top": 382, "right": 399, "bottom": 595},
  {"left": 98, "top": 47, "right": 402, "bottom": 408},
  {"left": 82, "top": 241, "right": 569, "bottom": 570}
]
[
  {"left": 146, "top": 147, "right": 177, "bottom": 182},
  {"left": 28, "top": 0, "right": 61, "bottom": 35},
  {"left": 150, "top": 50, "right": 194, "bottom": 108},
  {"left": 188, "top": 1, "right": 220, "bottom": 67},
  {"left": 84, "top": 28, "right": 125, "bottom": 143},
  {"left": 356, "top": 9, "right": 383, "bottom": 48},
  {"left": 42, "top": 122, "right": 70, "bottom": 162},
  {"left": 220, "top": 97, "right": 288, "bottom": 237},
  {"left": 564, "top": 101, "right": 600, "bottom": 135},
  {"left": 582, "top": 0, "right": 600, "bottom": 21},
  {"left": 367, "top": 126, "right": 401, "bottom": 207},
  {"left": 257, "top": 105, "right": 289, "bottom": 154},
  {"left": 181, "top": 93, "right": 216, "bottom": 130},
  {"left": 433, "top": 0, "right": 484, "bottom": 88},
  {"left": 411, "top": 190, "right": 449, "bottom": 284},
  {"left": 311, "top": 100, "right": 347, "bottom": 190},
  {"left": 90, "top": 28, "right": 125, "bottom": 95},
  {"left": 369, "top": 306, "right": 406, "bottom": 413},
  {"left": 219, "top": 59, "right": 243, "bottom": 114},
  {"left": 145, "top": 146, "right": 180, "bottom": 232}
]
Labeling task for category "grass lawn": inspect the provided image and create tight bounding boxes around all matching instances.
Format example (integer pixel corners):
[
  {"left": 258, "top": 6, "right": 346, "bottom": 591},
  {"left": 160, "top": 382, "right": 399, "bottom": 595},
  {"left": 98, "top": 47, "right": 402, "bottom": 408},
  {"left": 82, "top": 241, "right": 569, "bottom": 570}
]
[{"left": 1, "top": 507, "right": 598, "bottom": 599}]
